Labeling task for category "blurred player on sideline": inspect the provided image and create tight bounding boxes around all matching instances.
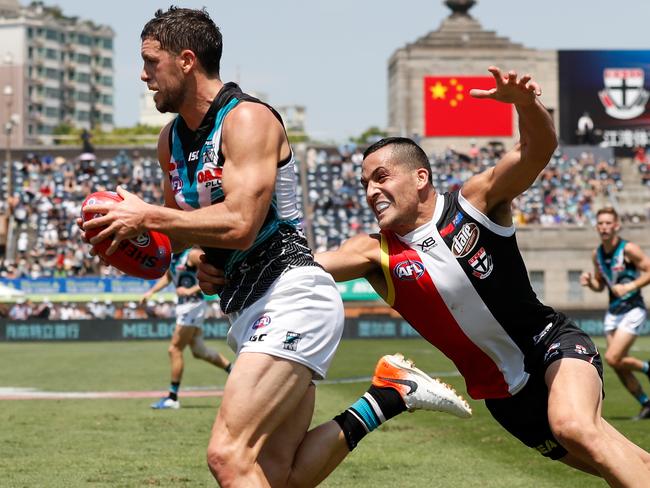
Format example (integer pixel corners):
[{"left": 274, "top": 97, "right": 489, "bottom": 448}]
[
  {"left": 142, "top": 247, "right": 232, "bottom": 410},
  {"left": 581, "top": 207, "right": 650, "bottom": 420},
  {"left": 81, "top": 7, "right": 470, "bottom": 486},
  {"left": 200, "top": 67, "right": 650, "bottom": 486}
]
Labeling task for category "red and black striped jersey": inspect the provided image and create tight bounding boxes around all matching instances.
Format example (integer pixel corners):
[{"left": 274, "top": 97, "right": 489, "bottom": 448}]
[{"left": 380, "top": 190, "right": 556, "bottom": 400}]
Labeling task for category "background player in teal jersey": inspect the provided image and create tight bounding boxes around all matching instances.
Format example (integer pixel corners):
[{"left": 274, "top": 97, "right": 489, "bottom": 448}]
[
  {"left": 581, "top": 207, "right": 650, "bottom": 419},
  {"left": 142, "top": 247, "right": 231, "bottom": 410}
]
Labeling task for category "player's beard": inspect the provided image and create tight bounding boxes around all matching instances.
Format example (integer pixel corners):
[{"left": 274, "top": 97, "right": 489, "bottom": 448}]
[{"left": 155, "top": 84, "right": 185, "bottom": 113}]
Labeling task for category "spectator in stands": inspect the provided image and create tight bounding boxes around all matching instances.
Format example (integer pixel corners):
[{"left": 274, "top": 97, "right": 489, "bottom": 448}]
[
  {"left": 9, "top": 298, "right": 31, "bottom": 320},
  {"left": 577, "top": 111, "right": 595, "bottom": 144},
  {"left": 32, "top": 298, "right": 52, "bottom": 319}
]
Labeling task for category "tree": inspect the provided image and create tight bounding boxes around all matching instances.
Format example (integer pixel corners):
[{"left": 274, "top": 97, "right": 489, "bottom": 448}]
[{"left": 350, "top": 126, "right": 387, "bottom": 145}]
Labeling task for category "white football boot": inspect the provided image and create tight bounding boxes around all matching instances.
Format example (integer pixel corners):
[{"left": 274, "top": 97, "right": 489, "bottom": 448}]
[{"left": 372, "top": 353, "right": 472, "bottom": 418}]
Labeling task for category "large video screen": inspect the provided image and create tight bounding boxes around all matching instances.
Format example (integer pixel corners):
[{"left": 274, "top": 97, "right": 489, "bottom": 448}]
[{"left": 559, "top": 50, "right": 650, "bottom": 149}]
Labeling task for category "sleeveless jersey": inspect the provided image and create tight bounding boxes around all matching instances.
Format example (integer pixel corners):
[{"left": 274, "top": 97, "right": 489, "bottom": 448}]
[
  {"left": 380, "top": 190, "right": 556, "bottom": 400},
  {"left": 170, "top": 250, "right": 203, "bottom": 305},
  {"left": 168, "top": 82, "right": 316, "bottom": 314},
  {"left": 596, "top": 239, "right": 645, "bottom": 314}
]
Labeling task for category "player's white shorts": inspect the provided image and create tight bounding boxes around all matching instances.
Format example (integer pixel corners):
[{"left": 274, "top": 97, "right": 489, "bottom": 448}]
[
  {"left": 226, "top": 266, "right": 344, "bottom": 380},
  {"left": 176, "top": 300, "right": 207, "bottom": 328},
  {"left": 604, "top": 307, "right": 647, "bottom": 336}
]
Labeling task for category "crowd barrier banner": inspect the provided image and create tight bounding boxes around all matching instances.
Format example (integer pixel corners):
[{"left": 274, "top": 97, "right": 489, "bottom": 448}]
[
  {"left": 0, "top": 278, "right": 381, "bottom": 301},
  {"left": 1, "top": 312, "right": 648, "bottom": 342}
]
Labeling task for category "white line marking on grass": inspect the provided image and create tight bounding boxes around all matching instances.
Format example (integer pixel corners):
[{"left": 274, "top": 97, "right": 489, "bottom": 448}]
[
  {"left": 0, "top": 371, "right": 461, "bottom": 400},
  {"left": 0, "top": 387, "right": 224, "bottom": 400}
]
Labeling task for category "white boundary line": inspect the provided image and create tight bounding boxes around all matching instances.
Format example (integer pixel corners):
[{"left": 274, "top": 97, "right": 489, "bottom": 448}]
[{"left": 0, "top": 371, "right": 461, "bottom": 400}]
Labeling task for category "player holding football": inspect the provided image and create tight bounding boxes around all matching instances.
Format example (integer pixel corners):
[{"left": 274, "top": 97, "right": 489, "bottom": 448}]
[
  {"left": 81, "top": 7, "right": 470, "bottom": 486},
  {"left": 581, "top": 207, "right": 650, "bottom": 420},
  {"left": 142, "top": 247, "right": 232, "bottom": 410},
  {"left": 198, "top": 67, "right": 650, "bottom": 485}
]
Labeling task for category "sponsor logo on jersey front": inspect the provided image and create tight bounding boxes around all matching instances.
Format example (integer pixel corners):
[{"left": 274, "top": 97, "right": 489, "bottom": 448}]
[
  {"left": 252, "top": 315, "right": 271, "bottom": 330},
  {"left": 197, "top": 167, "right": 223, "bottom": 188},
  {"left": 130, "top": 233, "right": 151, "bottom": 248},
  {"left": 393, "top": 260, "right": 425, "bottom": 281},
  {"left": 468, "top": 247, "right": 493, "bottom": 279},
  {"left": 188, "top": 150, "right": 200, "bottom": 161},
  {"left": 452, "top": 223, "right": 479, "bottom": 258}
]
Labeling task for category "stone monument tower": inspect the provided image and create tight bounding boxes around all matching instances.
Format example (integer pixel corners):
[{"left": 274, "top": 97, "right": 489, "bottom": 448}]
[{"left": 387, "top": 0, "right": 558, "bottom": 154}]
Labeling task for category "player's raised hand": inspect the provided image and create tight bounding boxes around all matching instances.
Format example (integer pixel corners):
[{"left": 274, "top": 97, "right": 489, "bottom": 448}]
[
  {"left": 470, "top": 66, "right": 540, "bottom": 107},
  {"left": 83, "top": 186, "right": 150, "bottom": 256}
]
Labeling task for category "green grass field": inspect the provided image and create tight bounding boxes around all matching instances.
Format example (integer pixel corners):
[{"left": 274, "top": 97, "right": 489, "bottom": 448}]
[{"left": 2, "top": 337, "right": 650, "bottom": 487}]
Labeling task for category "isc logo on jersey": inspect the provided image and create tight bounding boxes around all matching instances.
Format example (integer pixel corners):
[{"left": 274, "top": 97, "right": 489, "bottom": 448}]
[
  {"left": 393, "top": 260, "right": 425, "bottom": 281},
  {"left": 452, "top": 223, "right": 479, "bottom": 258},
  {"left": 197, "top": 167, "right": 222, "bottom": 188}
]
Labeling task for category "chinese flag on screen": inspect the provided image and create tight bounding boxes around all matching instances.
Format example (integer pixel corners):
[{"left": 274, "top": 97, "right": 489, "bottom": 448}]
[{"left": 423, "top": 76, "right": 513, "bottom": 136}]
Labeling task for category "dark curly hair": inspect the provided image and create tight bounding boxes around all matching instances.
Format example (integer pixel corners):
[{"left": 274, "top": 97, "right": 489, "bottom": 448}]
[{"left": 141, "top": 6, "right": 223, "bottom": 76}]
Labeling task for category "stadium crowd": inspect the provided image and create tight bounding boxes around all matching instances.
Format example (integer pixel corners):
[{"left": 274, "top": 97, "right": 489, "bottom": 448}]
[
  {"left": 306, "top": 143, "right": 627, "bottom": 250},
  {"left": 0, "top": 151, "right": 164, "bottom": 279},
  {"left": 635, "top": 146, "right": 650, "bottom": 187},
  {"left": 0, "top": 142, "right": 642, "bottom": 276},
  {"left": 4, "top": 296, "right": 224, "bottom": 320}
]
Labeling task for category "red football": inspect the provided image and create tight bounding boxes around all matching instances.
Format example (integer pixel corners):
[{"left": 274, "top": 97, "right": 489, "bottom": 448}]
[{"left": 81, "top": 191, "right": 172, "bottom": 279}]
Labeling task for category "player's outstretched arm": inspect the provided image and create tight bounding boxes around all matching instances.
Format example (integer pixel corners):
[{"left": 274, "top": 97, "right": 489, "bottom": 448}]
[
  {"left": 463, "top": 66, "right": 557, "bottom": 217},
  {"left": 141, "top": 270, "right": 172, "bottom": 304},
  {"left": 315, "top": 233, "right": 381, "bottom": 283}
]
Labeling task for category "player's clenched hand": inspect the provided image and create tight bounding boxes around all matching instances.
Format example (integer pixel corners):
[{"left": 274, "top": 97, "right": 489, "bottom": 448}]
[
  {"left": 197, "top": 254, "right": 227, "bottom": 295},
  {"left": 470, "top": 66, "right": 540, "bottom": 107},
  {"left": 579, "top": 271, "right": 592, "bottom": 287},
  {"left": 83, "top": 186, "right": 151, "bottom": 256},
  {"left": 611, "top": 282, "right": 634, "bottom": 298}
]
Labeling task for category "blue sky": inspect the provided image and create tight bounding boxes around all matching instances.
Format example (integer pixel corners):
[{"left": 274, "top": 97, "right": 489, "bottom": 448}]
[{"left": 36, "top": 0, "right": 650, "bottom": 141}]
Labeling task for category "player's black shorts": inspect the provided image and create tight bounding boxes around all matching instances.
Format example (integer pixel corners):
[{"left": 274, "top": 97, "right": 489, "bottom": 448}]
[{"left": 484, "top": 313, "right": 603, "bottom": 460}]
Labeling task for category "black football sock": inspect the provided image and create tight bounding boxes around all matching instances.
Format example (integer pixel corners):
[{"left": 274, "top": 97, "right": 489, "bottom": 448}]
[
  {"left": 333, "top": 384, "right": 407, "bottom": 451},
  {"left": 168, "top": 381, "right": 180, "bottom": 401}
]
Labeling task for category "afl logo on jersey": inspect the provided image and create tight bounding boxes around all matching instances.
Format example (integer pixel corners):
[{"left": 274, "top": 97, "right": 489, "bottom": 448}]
[
  {"left": 452, "top": 223, "right": 479, "bottom": 258},
  {"left": 252, "top": 315, "right": 272, "bottom": 329},
  {"left": 171, "top": 175, "right": 183, "bottom": 193},
  {"left": 393, "top": 260, "right": 425, "bottom": 281},
  {"left": 130, "top": 233, "right": 151, "bottom": 248}
]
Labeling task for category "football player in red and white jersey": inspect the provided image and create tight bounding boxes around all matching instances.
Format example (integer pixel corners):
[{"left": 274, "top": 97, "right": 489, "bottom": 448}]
[{"left": 198, "top": 66, "right": 650, "bottom": 485}]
